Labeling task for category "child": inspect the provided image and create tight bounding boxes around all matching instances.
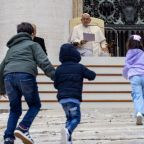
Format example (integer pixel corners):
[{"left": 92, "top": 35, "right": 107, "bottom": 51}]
[
  {"left": 123, "top": 34, "right": 144, "bottom": 125},
  {"left": 54, "top": 43, "right": 96, "bottom": 144},
  {"left": 0, "top": 22, "right": 55, "bottom": 144}
]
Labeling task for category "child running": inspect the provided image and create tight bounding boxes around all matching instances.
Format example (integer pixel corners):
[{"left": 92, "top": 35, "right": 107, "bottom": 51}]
[
  {"left": 54, "top": 43, "right": 96, "bottom": 144},
  {"left": 123, "top": 34, "right": 144, "bottom": 125},
  {"left": 0, "top": 22, "right": 55, "bottom": 144}
]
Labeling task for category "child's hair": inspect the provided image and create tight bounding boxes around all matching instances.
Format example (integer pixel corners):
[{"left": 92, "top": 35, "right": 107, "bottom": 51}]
[
  {"left": 17, "top": 22, "right": 34, "bottom": 35},
  {"left": 126, "top": 34, "right": 144, "bottom": 50}
]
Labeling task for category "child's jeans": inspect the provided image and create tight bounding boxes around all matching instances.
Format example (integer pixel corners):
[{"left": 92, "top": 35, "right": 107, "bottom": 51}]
[
  {"left": 61, "top": 102, "right": 81, "bottom": 134},
  {"left": 4, "top": 72, "right": 41, "bottom": 139},
  {"left": 130, "top": 75, "right": 144, "bottom": 115}
]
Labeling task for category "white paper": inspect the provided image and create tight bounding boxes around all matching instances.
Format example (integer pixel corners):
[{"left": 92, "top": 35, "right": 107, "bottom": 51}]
[{"left": 83, "top": 33, "right": 95, "bottom": 41}]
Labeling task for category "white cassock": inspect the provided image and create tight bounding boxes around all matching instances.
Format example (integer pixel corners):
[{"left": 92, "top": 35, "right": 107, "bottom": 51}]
[{"left": 69, "top": 24, "right": 108, "bottom": 56}]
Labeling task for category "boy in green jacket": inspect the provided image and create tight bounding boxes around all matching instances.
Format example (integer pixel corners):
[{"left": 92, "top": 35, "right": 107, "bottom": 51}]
[{"left": 0, "top": 22, "right": 55, "bottom": 144}]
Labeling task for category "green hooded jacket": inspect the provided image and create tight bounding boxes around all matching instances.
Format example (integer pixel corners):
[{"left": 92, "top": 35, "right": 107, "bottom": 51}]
[{"left": 0, "top": 32, "right": 55, "bottom": 94}]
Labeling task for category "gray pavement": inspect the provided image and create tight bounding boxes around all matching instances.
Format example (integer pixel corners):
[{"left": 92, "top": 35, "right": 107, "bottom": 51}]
[{"left": 1, "top": 102, "right": 144, "bottom": 144}]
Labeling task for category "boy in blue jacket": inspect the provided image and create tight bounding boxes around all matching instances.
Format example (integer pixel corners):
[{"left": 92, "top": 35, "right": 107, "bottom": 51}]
[{"left": 54, "top": 43, "right": 96, "bottom": 144}]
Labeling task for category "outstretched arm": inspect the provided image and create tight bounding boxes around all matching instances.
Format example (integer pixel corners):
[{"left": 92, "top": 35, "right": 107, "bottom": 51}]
[
  {"left": 82, "top": 65, "right": 96, "bottom": 80},
  {"left": 32, "top": 43, "right": 55, "bottom": 80}
]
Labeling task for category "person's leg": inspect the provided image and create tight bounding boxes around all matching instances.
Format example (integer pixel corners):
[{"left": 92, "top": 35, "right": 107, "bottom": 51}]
[
  {"left": 4, "top": 74, "right": 22, "bottom": 141},
  {"left": 61, "top": 102, "right": 81, "bottom": 144},
  {"left": 141, "top": 76, "right": 144, "bottom": 115},
  {"left": 130, "top": 76, "right": 144, "bottom": 114},
  {"left": 62, "top": 103, "right": 71, "bottom": 129},
  {"left": 66, "top": 102, "right": 81, "bottom": 134},
  {"left": 77, "top": 48, "right": 93, "bottom": 56},
  {"left": 17, "top": 73, "right": 41, "bottom": 129},
  {"left": 61, "top": 103, "right": 72, "bottom": 144},
  {"left": 14, "top": 73, "right": 41, "bottom": 144},
  {"left": 130, "top": 76, "right": 144, "bottom": 125}
]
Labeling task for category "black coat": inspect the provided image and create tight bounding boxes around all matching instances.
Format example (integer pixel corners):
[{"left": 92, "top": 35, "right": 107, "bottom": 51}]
[
  {"left": 54, "top": 43, "right": 96, "bottom": 102},
  {"left": 33, "top": 36, "right": 47, "bottom": 55}
]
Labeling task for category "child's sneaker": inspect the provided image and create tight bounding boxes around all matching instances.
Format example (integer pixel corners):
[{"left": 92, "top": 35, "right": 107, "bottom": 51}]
[
  {"left": 14, "top": 126, "right": 34, "bottom": 144},
  {"left": 61, "top": 128, "right": 71, "bottom": 144},
  {"left": 4, "top": 138, "right": 14, "bottom": 144},
  {"left": 136, "top": 112, "right": 143, "bottom": 125},
  {"left": 67, "top": 141, "right": 73, "bottom": 144},
  {"left": 67, "top": 136, "right": 72, "bottom": 144}
]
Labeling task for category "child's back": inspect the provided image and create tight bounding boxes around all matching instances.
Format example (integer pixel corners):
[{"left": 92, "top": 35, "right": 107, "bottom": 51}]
[
  {"left": 54, "top": 43, "right": 96, "bottom": 102},
  {"left": 123, "top": 34, "right": 144, "bottom": 126},
  {"left": 54, "top": 43, "right": 96, "bottom": 144}
]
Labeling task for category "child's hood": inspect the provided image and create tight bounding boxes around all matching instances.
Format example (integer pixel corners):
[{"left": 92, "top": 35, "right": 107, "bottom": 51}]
[
  {"left": 59, "top": 43, "right": 81, "bottom": 63},
  {"left": 7, "top": 32, "right": 32, "bottom": 48},
  {"left": 126, "top": 49, "right": 144, "bottom": 65}
]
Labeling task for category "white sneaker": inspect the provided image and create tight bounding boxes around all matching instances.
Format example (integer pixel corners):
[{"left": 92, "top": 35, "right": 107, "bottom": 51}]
[
  {"left": 136, "top": 112, "right": 143, "bottom": 125},
  {"left": 67, "top": 141, "right": 72, "bottom": 144},
  {"left": 61, "top": 128, "right": 71, "bottom": 144},
  {"left": 14, "top": 128, "right": 34, "bottom": 144}
]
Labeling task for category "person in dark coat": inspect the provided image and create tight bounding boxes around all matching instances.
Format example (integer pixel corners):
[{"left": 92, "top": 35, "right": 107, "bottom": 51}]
[
  {"left": 32, "top": 24, "right": 47, "bottom": 55},
  {"left": 54, "top": 43, "right": 96, "bottom": 144}
]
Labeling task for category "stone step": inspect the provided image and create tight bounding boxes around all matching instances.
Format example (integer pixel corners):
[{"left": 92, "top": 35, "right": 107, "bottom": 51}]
[
  {"left": 37, "top": 74, "right": 128, "bottom": 82},
  {"left": 0, "top": 57, "right": 128, "bottom": 109},
  {"left": 37, "top": 82, "right": 131, "bottom": 91},
  {"left": 0, "top": 91, "right": 131, "bottom": 102}
]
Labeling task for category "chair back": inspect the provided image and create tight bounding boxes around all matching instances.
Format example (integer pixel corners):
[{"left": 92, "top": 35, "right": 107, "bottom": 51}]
[{"left": 69, "top": 17, "right": 105, "bottom": 33}]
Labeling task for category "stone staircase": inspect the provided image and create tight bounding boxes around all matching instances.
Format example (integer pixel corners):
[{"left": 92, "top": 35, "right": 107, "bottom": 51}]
[{"left": 0, "top": 57, "right": 131, "bottom": 109}]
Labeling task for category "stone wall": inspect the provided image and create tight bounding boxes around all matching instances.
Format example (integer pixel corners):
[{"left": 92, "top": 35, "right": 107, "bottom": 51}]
[{"left": 0, "top": 0, "right": 72, "bottom": 61}]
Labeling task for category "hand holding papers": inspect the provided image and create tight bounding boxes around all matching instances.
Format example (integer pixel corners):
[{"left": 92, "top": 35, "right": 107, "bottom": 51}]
[
  {"left": 83, "top": 33, "right": 95, "bottom": 41},
  {"left": 73, "top": 33, "right": 96, "bottom": 48}
]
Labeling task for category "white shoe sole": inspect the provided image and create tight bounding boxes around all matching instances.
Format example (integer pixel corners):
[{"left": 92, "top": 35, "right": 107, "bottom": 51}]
[
  {"left": 14, "top": 130, "right": 34, "bottom": 144},
  {"left": 136, "top": 115, "right": 143, "bottom": 125}
]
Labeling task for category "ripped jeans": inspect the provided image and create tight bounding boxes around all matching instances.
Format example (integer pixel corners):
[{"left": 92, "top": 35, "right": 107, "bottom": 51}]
[{"left": 61, "top": 102, "right": 81, "bottom": 134}]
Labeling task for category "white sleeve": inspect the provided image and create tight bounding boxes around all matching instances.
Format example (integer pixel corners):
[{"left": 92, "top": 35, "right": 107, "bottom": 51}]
[{"left": 70, "top": 27, "right": 81, "bottom": 43}]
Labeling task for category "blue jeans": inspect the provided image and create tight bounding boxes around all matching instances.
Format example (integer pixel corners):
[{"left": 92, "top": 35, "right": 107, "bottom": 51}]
[
  {"left": 4, "top": 72, "right": 41, "bottom": 139},
  {"left": 61, "top": 102, "right": 81, "bottom": 134},
  {"left": 130, "top": 76, "right": 144, "bottom": 114}
]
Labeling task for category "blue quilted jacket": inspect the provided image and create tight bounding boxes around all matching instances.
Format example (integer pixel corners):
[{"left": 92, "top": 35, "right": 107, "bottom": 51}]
[{"left": 54, "top": 43, "right": 96, "bottom": 102}]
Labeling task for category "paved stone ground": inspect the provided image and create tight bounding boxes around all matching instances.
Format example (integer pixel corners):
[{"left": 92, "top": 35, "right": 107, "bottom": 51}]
[{"left": 1, "top": 102, "right": 144, "bottom": 144}]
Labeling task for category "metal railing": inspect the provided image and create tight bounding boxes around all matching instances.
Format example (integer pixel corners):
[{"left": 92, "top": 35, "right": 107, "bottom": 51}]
[{"left": 105, "top": 25, "right": 144, "bottom": 56}]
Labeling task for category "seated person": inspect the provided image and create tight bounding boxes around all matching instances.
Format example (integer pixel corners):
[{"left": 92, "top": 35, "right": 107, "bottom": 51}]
[
  {"left": 32, "top": 24, "right": 47, "bottom": 55},
  {"left": 69, "top": 13, "right": 109, "bottom": 56}
]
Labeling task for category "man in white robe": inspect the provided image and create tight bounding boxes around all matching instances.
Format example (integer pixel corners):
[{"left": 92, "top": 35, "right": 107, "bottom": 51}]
[{"left": 70, "top": 13, "right": 109, "bottom": 56}]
